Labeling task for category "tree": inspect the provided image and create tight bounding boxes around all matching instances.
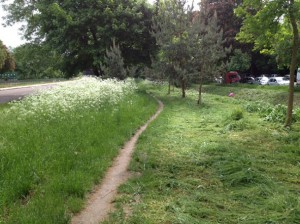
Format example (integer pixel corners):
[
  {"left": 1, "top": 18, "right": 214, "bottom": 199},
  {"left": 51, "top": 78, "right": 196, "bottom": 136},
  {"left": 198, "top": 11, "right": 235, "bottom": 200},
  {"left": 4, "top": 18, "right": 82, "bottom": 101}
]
[
  {"left": 152, "top": 0, "right": 194, "bottom": 98},
  {"left": 101, "top": 39, "right": 127, "bottom": 80},
  {"left": 13, "top": 43, "right": 64, "bottom": 79},
  {"left": 2, "top": 0, "right": 156, "bottom": 77},
  {"left": 227, "top": 49, "right": 251, "bottom": 72},
  {"left": 201, "top": 0, "right": 243, "bottom": 49},
  {"left": 0, "top": 42, "right": 7, "bottom": 71},
  {"left": 0, "top": 40, "right": 16, "bottom": 73},
  {"left": 192, "top": 1, "right": 229, "bottom": 104},
  {"left": 235, "top": 0, "right": 300, "bottom": 127}
]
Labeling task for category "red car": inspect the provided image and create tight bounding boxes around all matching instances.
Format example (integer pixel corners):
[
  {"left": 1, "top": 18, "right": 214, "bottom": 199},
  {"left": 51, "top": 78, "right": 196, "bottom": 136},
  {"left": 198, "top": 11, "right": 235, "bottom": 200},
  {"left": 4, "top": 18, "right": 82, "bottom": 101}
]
[{"left": 225, "top": 71, "right": 241, "bottom": 84}]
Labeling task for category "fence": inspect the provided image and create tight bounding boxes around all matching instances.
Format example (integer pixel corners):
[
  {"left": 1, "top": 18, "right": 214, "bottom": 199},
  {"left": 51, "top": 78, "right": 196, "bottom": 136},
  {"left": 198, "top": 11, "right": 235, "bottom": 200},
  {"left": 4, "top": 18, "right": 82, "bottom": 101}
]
[{"left": 0, "top": 73, "right": 18, "bottom": 80}]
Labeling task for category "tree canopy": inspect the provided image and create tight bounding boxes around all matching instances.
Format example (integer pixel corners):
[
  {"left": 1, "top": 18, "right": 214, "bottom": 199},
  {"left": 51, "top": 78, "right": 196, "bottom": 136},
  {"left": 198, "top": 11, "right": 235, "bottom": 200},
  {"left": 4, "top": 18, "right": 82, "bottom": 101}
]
[
  {"left": 2, "top": 0, "right": 156, "bottom": 76},
  {"left": 152, "top": 0, "right": 195, "bottom": 98},
  {"left": 0, "top": 40, "right": 16, "bottom": 73},
  {"left": 151, "top": 0, "right": 227, "bottom": 100},
  {"left": 235, "top": 0, "right": 300, "bottom": 127},
  {"left": 201, "top": 0, "right": 242, "bottom": 49},
  {"left": 13, "top": 43, "right": 64, "bottom": 79}
]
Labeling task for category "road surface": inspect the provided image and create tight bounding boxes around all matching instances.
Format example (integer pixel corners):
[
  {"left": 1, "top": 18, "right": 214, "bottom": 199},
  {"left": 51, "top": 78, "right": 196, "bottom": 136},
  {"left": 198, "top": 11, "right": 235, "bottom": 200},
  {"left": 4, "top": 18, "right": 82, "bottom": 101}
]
[{"left": 0, "top": 84, "right": 57, "bottom": 104}]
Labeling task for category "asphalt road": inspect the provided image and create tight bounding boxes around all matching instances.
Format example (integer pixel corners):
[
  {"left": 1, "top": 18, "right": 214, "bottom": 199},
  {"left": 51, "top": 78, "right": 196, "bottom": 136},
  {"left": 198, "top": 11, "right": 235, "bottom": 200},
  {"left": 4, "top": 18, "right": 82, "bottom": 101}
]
[{"left": 0, "top": 84, "right": 58, "bottom": 104}]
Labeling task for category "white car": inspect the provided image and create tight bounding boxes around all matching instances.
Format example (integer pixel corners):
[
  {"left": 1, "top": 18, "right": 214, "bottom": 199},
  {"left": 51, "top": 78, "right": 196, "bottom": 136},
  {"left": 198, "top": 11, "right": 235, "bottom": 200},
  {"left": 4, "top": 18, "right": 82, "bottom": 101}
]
[
  {"left": 267, "top": 77, "right": 289, "bottom": 86},
  {"left": 254, "top": 76, "right": 269, "bottom": 85}
]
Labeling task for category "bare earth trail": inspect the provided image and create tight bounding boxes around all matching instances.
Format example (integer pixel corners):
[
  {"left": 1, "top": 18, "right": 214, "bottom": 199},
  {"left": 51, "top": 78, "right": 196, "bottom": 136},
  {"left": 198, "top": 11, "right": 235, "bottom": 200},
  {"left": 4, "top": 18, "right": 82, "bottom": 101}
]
[{"left": 71, "top": 97, "right": 164, "bottom": 224}]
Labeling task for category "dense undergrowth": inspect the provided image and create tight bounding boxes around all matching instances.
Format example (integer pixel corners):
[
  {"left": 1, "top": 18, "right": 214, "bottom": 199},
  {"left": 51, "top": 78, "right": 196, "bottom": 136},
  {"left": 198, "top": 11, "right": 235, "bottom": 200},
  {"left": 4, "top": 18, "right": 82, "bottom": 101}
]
[
  {"left": 104, "top": 82, "right": 300, "bottom": 224},
  {"left": 0, "top": 77, "right": 158, "bottom": 223}
]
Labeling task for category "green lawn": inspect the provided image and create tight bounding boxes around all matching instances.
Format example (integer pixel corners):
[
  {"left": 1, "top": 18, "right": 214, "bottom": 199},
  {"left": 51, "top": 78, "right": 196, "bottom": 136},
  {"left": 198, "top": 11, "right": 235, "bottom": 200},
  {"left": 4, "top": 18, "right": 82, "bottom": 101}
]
[{"left": 104, "top": 83, "right": 300, "bottom": 224}]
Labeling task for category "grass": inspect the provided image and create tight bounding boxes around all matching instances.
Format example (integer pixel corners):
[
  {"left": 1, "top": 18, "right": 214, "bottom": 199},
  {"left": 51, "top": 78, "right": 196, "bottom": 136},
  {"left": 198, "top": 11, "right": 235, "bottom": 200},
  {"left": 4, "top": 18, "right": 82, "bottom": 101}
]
[
  {"left": 104, "top": 83, "right": 300, "bottom": 224},
  {"left": 0, "top": 78, "right": 158, "bottom": 223},
  {"left": 202, "top": 83, "right": 300, "bottom": 107}
]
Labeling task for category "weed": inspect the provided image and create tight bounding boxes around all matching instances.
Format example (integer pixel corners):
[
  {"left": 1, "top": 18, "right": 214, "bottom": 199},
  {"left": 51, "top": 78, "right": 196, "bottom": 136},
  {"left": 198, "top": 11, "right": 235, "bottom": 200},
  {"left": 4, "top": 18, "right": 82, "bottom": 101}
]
[
  {"left": 0, "top": 78, "right": 158, "bottom": 223},
  {"left": 230, "top": 107, "right": 244, "bottom": 120}
]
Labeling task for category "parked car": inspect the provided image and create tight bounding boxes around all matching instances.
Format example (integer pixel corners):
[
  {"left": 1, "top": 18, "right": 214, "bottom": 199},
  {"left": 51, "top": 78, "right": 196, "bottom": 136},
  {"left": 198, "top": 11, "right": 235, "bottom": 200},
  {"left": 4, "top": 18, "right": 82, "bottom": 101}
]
[
  {"left": 254, "top": 76, "right": 269, "bottom": 85},
  {"left": 267, "top": 77, "right": 289, "bottom": 86},
  {"left": 240, "top": 77, "right": 255, "bottom": 84},
  {"left": 214, "top": 76, "right": 223, "bottom": 84},
  {"left": 225, "top": 71, "right": 241, "bottom": 84}
]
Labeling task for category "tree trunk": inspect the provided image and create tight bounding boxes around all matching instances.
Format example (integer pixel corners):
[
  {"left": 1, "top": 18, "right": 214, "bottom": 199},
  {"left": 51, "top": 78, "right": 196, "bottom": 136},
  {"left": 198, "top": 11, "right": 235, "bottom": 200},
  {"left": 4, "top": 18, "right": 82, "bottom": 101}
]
[
  {"left": 197, "top": 83, "right": 202, "bottom": 105},
  {"left": 172, "top": 79, "right": 175, "bottom": 91},
  {"left": 285, "top": 1, "right": 299, "bottom": 127},
  {"left": 168, "top": 78, "right": 171, "bottom": 95},
  {"left": 181, "top": 78, "right": 186, "bottom": 98}
]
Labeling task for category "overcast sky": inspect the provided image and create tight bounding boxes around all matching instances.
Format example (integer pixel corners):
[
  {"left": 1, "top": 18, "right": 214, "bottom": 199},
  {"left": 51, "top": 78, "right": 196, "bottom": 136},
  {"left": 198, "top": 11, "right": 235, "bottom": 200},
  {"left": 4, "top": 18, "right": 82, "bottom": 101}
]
[{"left": 0, "top": 0, "right": 198, "bottom": 49}]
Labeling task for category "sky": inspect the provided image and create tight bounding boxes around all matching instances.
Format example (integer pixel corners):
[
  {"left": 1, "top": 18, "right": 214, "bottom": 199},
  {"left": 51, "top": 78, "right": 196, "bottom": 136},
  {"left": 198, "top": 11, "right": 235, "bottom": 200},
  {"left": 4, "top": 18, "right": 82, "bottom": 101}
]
[
  {"left": 0, "top": 3, "right": 27, "bottom": 48},
  {"left": 0, "top": 0, "right": 198, "bottom": 49}
]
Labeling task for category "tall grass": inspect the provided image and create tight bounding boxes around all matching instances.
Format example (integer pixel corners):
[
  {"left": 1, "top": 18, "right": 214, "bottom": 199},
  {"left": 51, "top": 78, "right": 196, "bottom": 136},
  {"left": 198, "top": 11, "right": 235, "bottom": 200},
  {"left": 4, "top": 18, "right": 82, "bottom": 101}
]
[{"left": 0, "top": 77, "right": 158, "bottom": 223}]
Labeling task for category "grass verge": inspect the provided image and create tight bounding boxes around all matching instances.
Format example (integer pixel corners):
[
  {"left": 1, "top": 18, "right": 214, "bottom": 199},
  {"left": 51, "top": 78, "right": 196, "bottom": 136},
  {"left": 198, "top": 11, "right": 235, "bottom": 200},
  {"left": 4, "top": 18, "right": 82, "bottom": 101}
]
[
  {"left": 0, "top": 78, "right": 158, "bottom": 223},
  {"left": 104, "top": 83, "right": 300, "bottom": 224},
  {"left": 0, "top": 78, "right": 68, "bottom": 89}
]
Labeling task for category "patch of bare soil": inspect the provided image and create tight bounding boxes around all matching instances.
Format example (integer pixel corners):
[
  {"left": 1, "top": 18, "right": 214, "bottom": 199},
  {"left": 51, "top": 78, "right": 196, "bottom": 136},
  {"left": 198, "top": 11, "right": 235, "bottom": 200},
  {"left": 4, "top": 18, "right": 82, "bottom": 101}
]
[{"left": 71, "top": 98, "right": 163, "bottom": 224}]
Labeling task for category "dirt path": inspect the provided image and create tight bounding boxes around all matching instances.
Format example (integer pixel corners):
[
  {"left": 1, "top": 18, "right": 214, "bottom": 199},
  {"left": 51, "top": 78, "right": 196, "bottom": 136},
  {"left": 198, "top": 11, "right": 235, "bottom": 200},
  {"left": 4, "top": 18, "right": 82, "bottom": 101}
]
[{"left": 71, "top": 97, "right": 163, "bottom": 224}]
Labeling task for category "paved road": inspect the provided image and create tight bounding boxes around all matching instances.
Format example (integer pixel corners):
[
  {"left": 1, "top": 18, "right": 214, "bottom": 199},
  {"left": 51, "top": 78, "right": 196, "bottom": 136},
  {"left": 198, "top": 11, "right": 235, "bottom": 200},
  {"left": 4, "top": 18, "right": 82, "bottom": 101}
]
[{"left": 0, "top": 84, "right": 58, "bottom": 104}]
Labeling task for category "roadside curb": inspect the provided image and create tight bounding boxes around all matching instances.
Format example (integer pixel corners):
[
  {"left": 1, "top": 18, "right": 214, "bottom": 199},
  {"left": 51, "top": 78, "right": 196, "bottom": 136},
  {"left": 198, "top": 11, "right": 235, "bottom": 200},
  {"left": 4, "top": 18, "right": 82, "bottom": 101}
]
[{"left": 0, "top": 79, "right": 78, "bottom": 91}]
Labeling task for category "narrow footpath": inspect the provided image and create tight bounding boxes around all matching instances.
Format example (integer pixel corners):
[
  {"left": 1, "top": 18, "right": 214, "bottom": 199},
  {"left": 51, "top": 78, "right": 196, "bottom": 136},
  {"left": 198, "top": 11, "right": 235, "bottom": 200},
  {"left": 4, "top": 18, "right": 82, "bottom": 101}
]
[{"left": 71, "top": 97, "right": 164, "bottom": 224}]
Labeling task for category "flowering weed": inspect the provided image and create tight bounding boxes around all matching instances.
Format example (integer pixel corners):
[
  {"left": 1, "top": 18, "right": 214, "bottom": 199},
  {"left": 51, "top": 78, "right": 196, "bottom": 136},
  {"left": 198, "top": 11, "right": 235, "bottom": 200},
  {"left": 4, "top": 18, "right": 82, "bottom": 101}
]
[
  {"left": 0, "top": 77, "right": 157, "bottom": 223},
  {"left": 6, "top": 77, "right": 137, "bottom": 121}
]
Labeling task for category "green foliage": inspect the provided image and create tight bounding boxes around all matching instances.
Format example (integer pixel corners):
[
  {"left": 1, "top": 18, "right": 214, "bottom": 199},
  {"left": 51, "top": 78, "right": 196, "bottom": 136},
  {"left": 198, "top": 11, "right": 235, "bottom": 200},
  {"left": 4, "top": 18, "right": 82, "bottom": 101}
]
[
  {"left": 246, "top": 102, "right": 300, "bottom": 123},
  {"left": 227, "top": 49, "right": 251, "bottom": 72},
  {"left": 13, "top": 43, "right": 64, "bottom": 79},
  {"left": 230, "top": 107, "right": 244, "bottom": 121},
  {"left": 151, "top": 0, "right": 228, "bottom": 99},
  {"left": 3, "top": 0, "right": 156, "bottom": 76},
  {"left": 0, "top": 40, "right": 7, "bottom": 70},
  {"left": 264, "top": 104, "right": 289, "bottom": 123},
  {"left": 235, "top": 0, "right": 300, "bottom": 68},
  {"left": 0, "top": 40, "right": 15, "bottom": 73},
  {"left": 191, "top": 5, "right": 229, "bottom": 103},
  {"left": 101, "top": 39, "right": 127, "bottom": 80},
  {"left": 151, "top": 0, "right": 195, "bottom": 97},
  {"left": 201, "top": 0, "right": 242, "bottom": 49}
]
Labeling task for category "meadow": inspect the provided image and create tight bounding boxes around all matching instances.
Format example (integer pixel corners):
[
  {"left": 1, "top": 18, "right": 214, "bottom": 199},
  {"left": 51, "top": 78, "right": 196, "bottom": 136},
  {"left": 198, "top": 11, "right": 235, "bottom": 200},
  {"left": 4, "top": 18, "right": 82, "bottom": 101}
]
[
  {"left": 0, "top": 77, "right": 158, "bottom": 223},
  {"left": 104, "top": 82, "right": 300, "bottom": 224}
]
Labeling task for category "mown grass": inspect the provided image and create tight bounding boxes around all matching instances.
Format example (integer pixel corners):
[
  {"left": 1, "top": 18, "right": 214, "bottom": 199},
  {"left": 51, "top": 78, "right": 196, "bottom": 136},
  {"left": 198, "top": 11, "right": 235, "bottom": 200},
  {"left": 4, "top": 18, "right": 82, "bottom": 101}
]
[
  {"left": 203, "top": 83, "right": 300, "bottom": 107},
  {"left": 104, "top": 83, "right": 300, "bottom": 224},
  {"left": 0, "top": 81, "right": 158, "bottom": 223}
]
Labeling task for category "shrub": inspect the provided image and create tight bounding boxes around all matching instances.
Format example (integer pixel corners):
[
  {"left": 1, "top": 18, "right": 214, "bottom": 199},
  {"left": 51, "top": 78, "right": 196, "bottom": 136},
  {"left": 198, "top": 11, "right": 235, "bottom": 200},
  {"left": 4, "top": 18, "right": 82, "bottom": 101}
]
[
  {"left": 230, "top": 108, "right": 244, "bottom": 121},
  {"left": 245, "top": 102, "right": 300, "bottom": 123}
]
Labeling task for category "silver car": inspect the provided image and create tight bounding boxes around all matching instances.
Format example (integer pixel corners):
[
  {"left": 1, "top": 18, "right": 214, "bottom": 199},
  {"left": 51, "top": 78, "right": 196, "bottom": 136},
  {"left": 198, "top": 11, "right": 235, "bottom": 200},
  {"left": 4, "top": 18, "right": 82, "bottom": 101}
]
[
  {"left": 267, "top": 77, "right": 289, "bottom": 86},
  {"left": 254, "top": 76, "right": 269, "bottom": 85}
]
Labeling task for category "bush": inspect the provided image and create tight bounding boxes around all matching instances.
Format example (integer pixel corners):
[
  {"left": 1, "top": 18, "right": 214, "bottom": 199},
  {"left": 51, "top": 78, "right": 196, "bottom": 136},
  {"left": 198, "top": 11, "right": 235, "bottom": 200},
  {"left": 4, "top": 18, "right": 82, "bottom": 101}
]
[
  {"left": 264, "top": 104, "right": 287, "bottom": 123},
  {"left": 245, "top": 102, "right": 300, "bottom": 123},
  {"left": 230, "top": 108, "right": 244, "bottom": 121}
]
